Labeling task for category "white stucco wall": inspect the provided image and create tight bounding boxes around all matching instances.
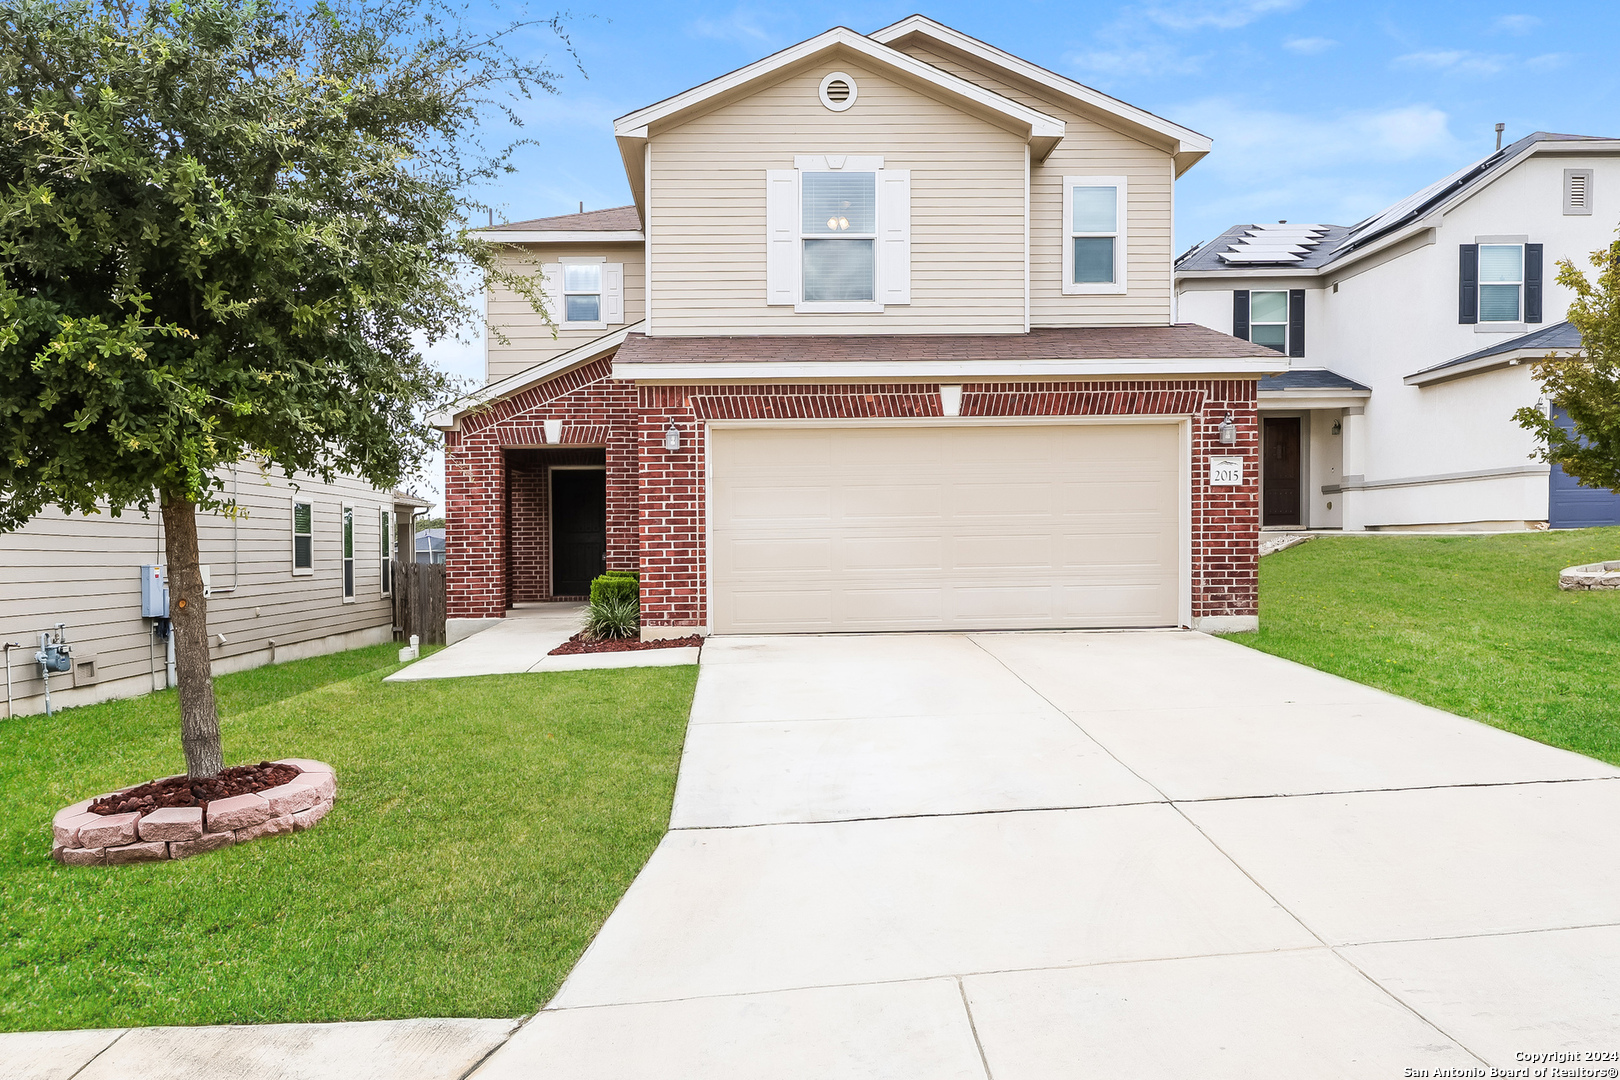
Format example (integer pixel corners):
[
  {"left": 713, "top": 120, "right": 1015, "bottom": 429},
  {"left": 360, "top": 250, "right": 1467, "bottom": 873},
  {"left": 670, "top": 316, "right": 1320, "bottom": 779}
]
[{"left": 1177, "top": 146, "right": 1618, "bottom": 528}]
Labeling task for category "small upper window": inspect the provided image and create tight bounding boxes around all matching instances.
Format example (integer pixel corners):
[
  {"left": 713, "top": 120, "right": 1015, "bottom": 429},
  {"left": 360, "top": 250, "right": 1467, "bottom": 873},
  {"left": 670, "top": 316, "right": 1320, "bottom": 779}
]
[
  {"left": 801, "top": 171, "right": 876, "bottom": 303},
  {"left": 562, "top": 263, "right": 602, "bottom": 323},
  {"left": 1063, "top": 176, "right": 1127, "bottom": 294},
  {"left": 1249, "top": 291, "right": 1288, "bottom": 352},
  {"left": 292, "top": 500, "right": 313, "bottom": 573},
  {"left": 818, "top": 72, "right": 857, "bottom": 112},
  {"left": 1479, "top": 244, "right": 1523, "bottom": 322}
]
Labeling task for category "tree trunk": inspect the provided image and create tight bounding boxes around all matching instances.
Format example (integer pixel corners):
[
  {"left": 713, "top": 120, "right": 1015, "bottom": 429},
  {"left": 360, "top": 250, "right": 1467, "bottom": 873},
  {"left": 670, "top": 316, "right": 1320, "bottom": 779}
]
[{"left": 161, "top": 491, "right": 224, "bottom": 779}]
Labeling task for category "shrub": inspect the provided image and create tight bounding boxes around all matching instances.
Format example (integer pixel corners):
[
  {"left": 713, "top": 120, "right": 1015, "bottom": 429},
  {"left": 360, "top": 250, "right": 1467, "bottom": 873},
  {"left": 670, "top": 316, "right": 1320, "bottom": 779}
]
[
  {"left": 589, "top": 573, "right": 639, "bottom": 606},
  {"left": 583, "top": 592, "right": 639, "bottom": 641}
]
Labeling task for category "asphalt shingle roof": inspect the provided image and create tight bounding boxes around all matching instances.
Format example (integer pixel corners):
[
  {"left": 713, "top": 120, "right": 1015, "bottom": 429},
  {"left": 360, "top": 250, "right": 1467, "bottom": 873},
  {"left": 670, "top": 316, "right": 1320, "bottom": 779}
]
[
  {"left": 487, "top": 205, "right": 642, "bottom": 233},
  {"left": 614, "top": 324, "right": 1278, "bottom": 363},
  {"left": 1407, "top": 320, "right": 1583, "bottom": 379},
  {"left": 1259, "top": 368, "right": 1371, "bottom": 392}
]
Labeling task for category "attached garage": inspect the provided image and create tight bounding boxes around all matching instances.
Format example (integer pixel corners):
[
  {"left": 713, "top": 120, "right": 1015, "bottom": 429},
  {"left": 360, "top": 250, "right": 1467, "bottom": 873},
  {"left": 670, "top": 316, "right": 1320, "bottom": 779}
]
[{"left": 709, "top": 422, "right": 1187, "bottom": 634}]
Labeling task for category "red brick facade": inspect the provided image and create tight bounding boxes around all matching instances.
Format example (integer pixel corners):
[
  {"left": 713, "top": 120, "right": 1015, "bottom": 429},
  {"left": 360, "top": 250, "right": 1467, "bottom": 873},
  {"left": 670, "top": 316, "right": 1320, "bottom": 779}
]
[{"left": 447, "top": 359, "right": 1260, "bottom": 631}]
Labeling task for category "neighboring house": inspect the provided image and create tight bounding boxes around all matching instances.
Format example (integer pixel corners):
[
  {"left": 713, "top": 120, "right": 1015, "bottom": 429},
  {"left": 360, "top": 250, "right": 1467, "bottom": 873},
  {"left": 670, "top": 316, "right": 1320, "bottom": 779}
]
[
  {"left": 0, "top": 468, "right": 425, "bottom": 718},
  {"left": 437, "top": 16, "right": 1280, "bottom": 643},
  {"left": 1175, "top": 131, "right": 1620, "bottom": 531},
  {"left": 415, "top": 527, "right": 446, "bottom": 565}
]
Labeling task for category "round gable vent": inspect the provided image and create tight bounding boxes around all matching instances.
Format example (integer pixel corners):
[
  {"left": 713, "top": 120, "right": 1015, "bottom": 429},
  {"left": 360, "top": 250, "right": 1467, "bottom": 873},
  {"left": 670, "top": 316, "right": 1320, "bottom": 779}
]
[{"left": 819, "top": 71, "right": 857, "bottom": 112}]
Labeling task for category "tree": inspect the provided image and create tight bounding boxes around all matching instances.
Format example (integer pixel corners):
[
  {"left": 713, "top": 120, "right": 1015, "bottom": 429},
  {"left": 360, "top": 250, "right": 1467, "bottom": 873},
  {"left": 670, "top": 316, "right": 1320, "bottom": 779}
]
[
  {"left": 0, "top": 0, "right": 555, "bottom": 776},
  {"left": 1515, "top": 231, "right": 1620, "bottom": 494}
]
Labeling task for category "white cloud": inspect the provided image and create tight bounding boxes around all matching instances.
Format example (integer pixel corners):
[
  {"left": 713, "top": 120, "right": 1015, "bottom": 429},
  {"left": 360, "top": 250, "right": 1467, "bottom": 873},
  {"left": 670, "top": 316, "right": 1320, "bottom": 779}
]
[
  {"left": 1525, "top": 53, "right": 1572, "bottom": 71},
  {"left": 1143, "top": 0, "right": 1305, "bottom": 31},
  {"left": 1283, "top": 36, "right": 1336, "bottom": 54},
  {"left": 687, "top": 6, "right": 788, "bottom": 49},
  {"left": 1491, "top": 14, "right": 1540, "bottom": 35},
  {"left": 1393, "top": 50, "right": 1510, "bottom": 76},
  {"left": 1067, "top": 41, "right": 1209, "bottom": 79},
  {"left": 1174, "top": 98, "right": 1461, "bottom": 173}
]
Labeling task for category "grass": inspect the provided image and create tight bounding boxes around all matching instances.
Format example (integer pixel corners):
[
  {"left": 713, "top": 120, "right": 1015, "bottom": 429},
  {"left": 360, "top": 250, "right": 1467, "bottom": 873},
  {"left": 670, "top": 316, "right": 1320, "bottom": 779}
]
[
  {"left": 1241, "top": 526, "right": 1620, "bottom": 766},
  {"left": 0, "top": 643, "right": 698, "bottom": 1033}
]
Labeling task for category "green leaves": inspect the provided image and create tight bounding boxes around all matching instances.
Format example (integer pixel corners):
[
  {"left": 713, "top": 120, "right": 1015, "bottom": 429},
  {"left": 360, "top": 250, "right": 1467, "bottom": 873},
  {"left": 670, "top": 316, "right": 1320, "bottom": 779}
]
[
  {"left": 1516, "top": 234, "right": 1620, "bottom": 494},
  {"left": 0, "top": 0, "right": 567, "bottom": 526}
]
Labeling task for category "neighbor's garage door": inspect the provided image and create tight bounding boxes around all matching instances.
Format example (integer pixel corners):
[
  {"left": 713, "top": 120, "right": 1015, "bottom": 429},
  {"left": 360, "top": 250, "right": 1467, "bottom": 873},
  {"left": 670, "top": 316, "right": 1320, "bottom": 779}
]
[{"left": 710, "top": 423, "right": 1183, "bottom": 634}]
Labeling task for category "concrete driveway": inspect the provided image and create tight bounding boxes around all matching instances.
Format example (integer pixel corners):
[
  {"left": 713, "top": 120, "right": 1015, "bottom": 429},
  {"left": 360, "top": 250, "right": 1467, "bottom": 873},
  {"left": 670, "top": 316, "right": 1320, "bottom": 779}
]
[{"left": 474, "top": 629, "right": 1620, "bottom": 1079}]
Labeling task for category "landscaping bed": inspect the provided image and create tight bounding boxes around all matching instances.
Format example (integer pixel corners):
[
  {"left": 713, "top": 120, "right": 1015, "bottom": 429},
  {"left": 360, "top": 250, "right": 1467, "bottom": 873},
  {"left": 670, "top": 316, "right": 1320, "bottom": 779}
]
[
  {"left": 1, "top": 641, "right": 697, "bottom": 1031},
  {"left": 89, "top": 761, "right": 299, "bottom": 815},
  {"left": 549, "top": 633, "right": 703, "bottom": 656},
  {"left": 1242, "top": 527, "right": 1620, "bottom": 767}
]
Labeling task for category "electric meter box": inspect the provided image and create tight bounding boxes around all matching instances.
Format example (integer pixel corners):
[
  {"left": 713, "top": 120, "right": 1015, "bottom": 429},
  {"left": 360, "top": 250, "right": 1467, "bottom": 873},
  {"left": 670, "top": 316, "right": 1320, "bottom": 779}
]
[{"left": 140, "top": 565, "right": 169, "bottom": 618}]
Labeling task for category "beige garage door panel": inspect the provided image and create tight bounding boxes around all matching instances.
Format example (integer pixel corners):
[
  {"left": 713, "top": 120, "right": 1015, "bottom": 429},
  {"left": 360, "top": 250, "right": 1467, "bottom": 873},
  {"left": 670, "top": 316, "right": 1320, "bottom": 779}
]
[{"left": 712, "top": 424, "right": 1182, "bottom": 633}]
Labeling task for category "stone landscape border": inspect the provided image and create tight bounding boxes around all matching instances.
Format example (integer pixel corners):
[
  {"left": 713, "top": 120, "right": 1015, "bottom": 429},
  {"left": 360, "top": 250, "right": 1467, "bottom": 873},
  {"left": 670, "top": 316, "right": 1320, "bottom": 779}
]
[
  {"left": 1558, "top": 561, "right": 1620, "bottom": 590},
  {"left": 50, "top": 759, "right": 336, "bottom": 866}
]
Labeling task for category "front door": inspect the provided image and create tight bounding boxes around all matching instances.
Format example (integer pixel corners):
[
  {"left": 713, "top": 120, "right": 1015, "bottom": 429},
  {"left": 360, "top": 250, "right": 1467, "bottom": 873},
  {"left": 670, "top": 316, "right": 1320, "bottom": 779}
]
[
  {"left": 551, "top": 468, "right": 606, "bottom": 596},
  {"left": 1262, "top": 417, "right": 1302, "bottom": 527}
]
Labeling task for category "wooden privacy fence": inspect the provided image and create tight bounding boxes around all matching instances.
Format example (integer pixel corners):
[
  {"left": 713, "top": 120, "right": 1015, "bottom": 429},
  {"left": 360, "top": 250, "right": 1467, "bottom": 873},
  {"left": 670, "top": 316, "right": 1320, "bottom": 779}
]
[{"left": 393, "top": 560, "right": 446, "bottom": 645}]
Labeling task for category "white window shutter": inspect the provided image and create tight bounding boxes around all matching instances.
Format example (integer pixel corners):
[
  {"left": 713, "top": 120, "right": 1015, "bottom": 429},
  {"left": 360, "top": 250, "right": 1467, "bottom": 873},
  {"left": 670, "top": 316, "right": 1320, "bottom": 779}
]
[
  {"left": 603, "top": 262, "right": 624, "bottom": 324},
  {"left": 765, "top": 169, "right": 799, "bottom": 306},
  {"left": 542, "top": 263, "right": 562, "bottom": 325},
  {"left": 878, "top": 169, "right": 911, "bottom": 305}
]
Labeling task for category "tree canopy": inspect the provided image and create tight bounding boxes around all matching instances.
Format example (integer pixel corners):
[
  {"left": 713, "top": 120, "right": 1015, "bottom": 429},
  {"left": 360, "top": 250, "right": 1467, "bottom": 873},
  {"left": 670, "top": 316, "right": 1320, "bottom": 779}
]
[{"left": 1515, "top": 232, "right": 1620, "bottom": 494}]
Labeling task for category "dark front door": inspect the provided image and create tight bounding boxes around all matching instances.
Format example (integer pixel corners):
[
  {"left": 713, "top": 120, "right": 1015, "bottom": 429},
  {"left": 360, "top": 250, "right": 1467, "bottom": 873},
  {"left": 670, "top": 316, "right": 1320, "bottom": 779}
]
[
  {"left": 551, "top": 469, "right": 606, "bottom": 596},
  {"left": 1262, "top": 417, "right": 1302, "bottom": 527}
]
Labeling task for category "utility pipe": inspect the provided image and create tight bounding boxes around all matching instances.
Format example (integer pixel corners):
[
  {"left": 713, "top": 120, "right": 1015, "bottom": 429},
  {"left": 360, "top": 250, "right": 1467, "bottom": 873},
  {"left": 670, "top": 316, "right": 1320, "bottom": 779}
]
[{"left": 2, "top": 642, "right": 19, "bottom": 720}]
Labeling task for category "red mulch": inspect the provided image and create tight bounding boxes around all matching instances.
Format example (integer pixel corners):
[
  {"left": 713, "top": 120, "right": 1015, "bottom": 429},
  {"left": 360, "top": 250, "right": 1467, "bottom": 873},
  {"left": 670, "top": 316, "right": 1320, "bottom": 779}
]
[
  {"left": 87, "top": 762, "right": 301, "bottom": 816},
  {"left": 549, "top": 633, "right": 703, "bottom": 656}
]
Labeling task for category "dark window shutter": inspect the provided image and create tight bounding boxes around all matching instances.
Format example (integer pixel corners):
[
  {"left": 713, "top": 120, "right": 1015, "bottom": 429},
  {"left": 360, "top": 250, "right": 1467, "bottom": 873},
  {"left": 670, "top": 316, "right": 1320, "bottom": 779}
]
[
  {"left": 1288, "top": 289, "right": 1305, "bottom": 358},
  {"left": 1525, "top": 243, "right": 1543, "bottom": 323},
  {"left": 1232, "top": 290, "right": 1250, "bottom": 341},
  {"left": 1459, "top": 244, "right": 1479, "bottom": 324}
]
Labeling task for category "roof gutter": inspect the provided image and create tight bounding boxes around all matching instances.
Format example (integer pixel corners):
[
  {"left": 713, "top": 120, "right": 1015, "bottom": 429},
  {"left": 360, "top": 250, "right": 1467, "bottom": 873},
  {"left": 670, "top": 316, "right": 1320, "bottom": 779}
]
[
  {"left": 1404, "top": 346, "right": 1581, "bottom": 387},
  {"left": 614, "top": 356, "right": 1287, "bottom": 383}
]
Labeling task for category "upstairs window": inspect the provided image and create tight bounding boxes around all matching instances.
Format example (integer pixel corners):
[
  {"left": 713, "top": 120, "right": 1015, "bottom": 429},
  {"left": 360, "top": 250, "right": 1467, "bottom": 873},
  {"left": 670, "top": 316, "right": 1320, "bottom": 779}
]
[
  {"left": 292, "top": 500, "right": 313, "bottom": 574},
  {"left": 765, "top": 158, "right": 910, "bottom": 312},
  {"left": 1249, "top": 291, "right": 1288, "bottom": 352},
  {"left": 1460, "top": 242, "right": 1542, "bottom": 326},
  {"left": 801, "top": 171, "right": 876, "bottom": 303},
  {"left": 1063, "top": 176, "right": 1127, "bottom": 294},
  {"left": 1478, "top": 244, "right": 1523, "bottom": 322},
  {"left": 563, "top": 263, "right": 602, "bottom": 322}
]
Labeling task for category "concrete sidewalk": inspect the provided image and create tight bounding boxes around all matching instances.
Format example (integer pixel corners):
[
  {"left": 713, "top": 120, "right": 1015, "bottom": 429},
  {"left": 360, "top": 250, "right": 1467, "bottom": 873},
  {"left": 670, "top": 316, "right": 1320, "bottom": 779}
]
[
  {"left": 473, "top": 629, "right": 1620, "bottom": 1079},
  {"left": 384, "top": 603, "right": 699, "bottom": 681}
]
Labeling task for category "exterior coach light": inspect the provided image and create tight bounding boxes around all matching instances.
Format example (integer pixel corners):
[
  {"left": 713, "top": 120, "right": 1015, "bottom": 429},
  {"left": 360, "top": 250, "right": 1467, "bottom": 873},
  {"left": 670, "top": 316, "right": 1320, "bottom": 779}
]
[
  {"left": 663, "top": 423, "right": 682, "bottom": 452},
  {"left": 1217, "top": 413, "right": 1237, "bottom": 445}
]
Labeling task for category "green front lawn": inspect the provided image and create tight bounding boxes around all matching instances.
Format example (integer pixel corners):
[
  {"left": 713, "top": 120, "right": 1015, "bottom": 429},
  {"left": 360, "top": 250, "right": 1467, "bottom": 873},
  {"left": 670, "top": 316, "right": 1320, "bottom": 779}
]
[
  {"left": 1242, "top": 527, "right": 1620, "bottom": 766},
  {"left": 0, "top": 644, "right": 697, "bottom": 1032}
]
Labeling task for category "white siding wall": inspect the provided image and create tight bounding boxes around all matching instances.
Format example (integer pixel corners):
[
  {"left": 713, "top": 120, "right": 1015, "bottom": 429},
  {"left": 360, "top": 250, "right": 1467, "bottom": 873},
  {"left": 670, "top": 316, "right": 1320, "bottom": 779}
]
[
  {"left": 485, "top": 243, "right": 645, "bottom": 382},
  {"left": 646, "top": 56, "right": 1028, "bottom": 335},
  {"left": 897, "top": 41, "right": 1177, "bottom": 326},
  {"left": 0, "top": 468, "right": 410, "bottom": 717}
]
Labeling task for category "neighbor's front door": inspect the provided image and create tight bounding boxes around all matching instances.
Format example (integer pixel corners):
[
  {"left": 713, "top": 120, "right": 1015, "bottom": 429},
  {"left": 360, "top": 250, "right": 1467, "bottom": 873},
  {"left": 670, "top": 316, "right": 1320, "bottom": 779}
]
[
  {"left": 551, "top": 468, "right": 607, "bottom": 597},
  {"left": 1262, "top": 417, "right": 1302, "bottom": 527}
]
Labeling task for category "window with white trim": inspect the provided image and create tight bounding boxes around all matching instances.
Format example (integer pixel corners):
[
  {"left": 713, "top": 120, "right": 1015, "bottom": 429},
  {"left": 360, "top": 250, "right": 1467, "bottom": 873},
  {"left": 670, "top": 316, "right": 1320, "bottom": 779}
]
[
  {"left": 341, "top": 504, "right": 355, "bottom": 602},
  {"left": 380, "top": 509, "right": 392, "bottom": 597},
  {"left": 765, "top": 159, "right": 911, "bottom": 311},
  {"left": 292, "top": 500, "right": 313, "bottom": 574},
  {"left": 802, "top": 171, "right": 876, "bottom": 302},
  {"left": 1063, "top": 176, "right": 1127, "bottom": 294},
  {"left": 1479, "top": 244, "right": 1523, "bottom": 322},
  {"left": 542, "top": 257, "right": 623, "bottom": 329},
  {"left": 1249, "top": 291, "right": 1288, "bottom": 352}
]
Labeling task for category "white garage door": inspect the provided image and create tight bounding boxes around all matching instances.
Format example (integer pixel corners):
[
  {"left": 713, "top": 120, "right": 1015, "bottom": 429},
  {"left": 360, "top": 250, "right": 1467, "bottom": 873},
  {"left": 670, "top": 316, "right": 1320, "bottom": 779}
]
[{"left": 710, "top": 423, "right": 1183, "bottom": 634}]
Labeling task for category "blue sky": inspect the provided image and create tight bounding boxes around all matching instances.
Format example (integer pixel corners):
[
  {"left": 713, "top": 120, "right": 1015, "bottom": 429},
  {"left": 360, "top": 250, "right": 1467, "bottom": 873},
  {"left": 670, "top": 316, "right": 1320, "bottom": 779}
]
[{"left": 414, "top": 0, "right": 1620, "bottom": 507}]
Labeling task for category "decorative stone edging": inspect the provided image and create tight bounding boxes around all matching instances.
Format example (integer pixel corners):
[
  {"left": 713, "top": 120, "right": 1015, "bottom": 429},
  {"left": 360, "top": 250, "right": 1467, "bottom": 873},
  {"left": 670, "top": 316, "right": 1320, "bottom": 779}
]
[
  {"left": 1559, "top": 561, "right": 1620, "bottom": 590},
  {"left": 49, "top": 758, "right": 336, "bottom": 866}
]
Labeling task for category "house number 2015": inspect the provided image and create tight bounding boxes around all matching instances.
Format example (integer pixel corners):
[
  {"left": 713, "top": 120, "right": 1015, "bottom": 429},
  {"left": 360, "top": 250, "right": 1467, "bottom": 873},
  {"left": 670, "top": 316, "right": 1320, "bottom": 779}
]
[{"left": 1209, "top": 457, "right": 1243, "bottom": 486}]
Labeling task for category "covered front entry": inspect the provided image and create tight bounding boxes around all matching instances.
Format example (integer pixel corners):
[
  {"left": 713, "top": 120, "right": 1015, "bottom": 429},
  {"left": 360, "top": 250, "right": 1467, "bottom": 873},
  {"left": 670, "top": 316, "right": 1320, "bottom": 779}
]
[
  {"left": 709, "top": 423, "right": 1184, "bottom": 634},
  {"left": 1261, "top": 416, "right": 1302, "bottom": 527},
  {"left": 506, "top": 447, "right": 608, "bottom": 603}
]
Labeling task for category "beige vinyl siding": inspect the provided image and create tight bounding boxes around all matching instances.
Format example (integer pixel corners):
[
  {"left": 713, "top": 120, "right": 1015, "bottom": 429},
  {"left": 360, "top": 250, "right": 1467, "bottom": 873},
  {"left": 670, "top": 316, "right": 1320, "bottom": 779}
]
[
  {"left": 0, "top": 467, "right": 408, "bottom": 717},
  {"left": 897, "top": 42, "right": 1176, "bottom": 327},
  {"left": 485, "top": 243, "right": 645, "bottom": 382},
  {"left": 647, "top": 56, "right": 1028, "bottom": 335}
]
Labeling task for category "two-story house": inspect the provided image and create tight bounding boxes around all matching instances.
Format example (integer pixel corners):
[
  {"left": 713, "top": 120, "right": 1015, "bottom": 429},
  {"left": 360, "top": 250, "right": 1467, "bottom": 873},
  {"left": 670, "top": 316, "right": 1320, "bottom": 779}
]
[
  {"left": 1175, "top": 131, "right": 1620, "bottom": 532},
  {"left": 435, "top": 16, "right": 1281, "bottom": 643}
]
